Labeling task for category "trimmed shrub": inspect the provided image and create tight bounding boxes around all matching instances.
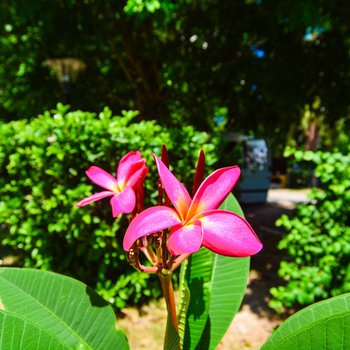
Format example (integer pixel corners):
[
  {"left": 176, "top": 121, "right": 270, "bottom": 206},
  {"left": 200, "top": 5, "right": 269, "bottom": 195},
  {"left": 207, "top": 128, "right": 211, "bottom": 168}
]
[
  {"left": 270, "top": 147, "right": 350, "bottom": 312},
  {"left": 0, "top": 103, "right": 218, "bottom": 308}
]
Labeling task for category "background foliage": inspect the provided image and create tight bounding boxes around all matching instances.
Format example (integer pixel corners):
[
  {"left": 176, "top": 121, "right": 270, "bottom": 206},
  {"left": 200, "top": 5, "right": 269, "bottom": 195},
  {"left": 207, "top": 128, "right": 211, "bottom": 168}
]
[
  {"left": 1, "top": 0, "right": 350, "bottom": 318},
  {"left": 0, "top": 104, "right": 218, "bottom": 308},
  {"left": 270, "top": 147, "right": 350, "bottom": 312},
  {"left": 1, "top": 1, "right": 350, "bottom": 153}
]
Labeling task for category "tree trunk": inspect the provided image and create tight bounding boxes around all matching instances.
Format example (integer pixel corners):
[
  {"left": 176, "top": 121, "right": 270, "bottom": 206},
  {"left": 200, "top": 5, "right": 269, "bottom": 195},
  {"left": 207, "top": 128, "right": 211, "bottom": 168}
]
[{"left": 106, "top": 2, "right": 166, "bottom": 120}]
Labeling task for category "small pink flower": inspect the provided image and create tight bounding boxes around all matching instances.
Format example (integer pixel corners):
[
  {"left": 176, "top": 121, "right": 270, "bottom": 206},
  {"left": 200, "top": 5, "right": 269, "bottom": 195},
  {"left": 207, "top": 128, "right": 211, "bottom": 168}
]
[
  {"left": 76, "top": 151, "right": 148, "bottom": 217},
  {"left": 123, "top": 155, "right": 262, "bottom": 257}
]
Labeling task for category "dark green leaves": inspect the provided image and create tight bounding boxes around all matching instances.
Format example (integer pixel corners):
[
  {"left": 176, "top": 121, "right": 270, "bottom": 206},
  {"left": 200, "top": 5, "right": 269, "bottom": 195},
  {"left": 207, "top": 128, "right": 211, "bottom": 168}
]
[
  {"left": 0, "top": 268, "right": 129, "bottom": 350},
  {"left": 271, "top": 148, "right": 350, "bottom": 312}
]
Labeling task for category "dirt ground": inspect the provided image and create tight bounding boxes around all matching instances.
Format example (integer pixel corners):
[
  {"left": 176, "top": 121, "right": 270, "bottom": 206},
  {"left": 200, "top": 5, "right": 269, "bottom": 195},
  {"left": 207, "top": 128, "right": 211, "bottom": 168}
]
[{"left": 118, "top": 188, "right": 310, "bottom": 350}]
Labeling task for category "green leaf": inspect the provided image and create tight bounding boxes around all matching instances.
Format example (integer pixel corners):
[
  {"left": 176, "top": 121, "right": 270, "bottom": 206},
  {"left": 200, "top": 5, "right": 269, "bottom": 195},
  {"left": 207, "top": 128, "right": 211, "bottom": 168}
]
[
  {"left": 178, "top": 259, "right": 190, "bottom": 349},
  {"left": 195, "top": 194, "right": 249, "bottom": 350},
  {"left": 0, "top": 268, "right": 129, "bottom": 350},
  {"left": 197, "top": 255, "right": 249, "bottom": 350},
  {"left": 220, "top": 191, "right": 244, "bottom": 216},
  {"left": 183, "top": 248, "right": 213, "bottom": 350},
  {"left": 179, "top": 193, "right": 250, "bottom": 350},
  {"left": 261, "top": 293, "right": 350, "bottom": 350},
  {"left": 161, "top": 275, "right": 180, "bottom": 350},
  {"left": 164, "top": 310, "right": 181, "bottom": 350},
  {"left": 0, "top": 312, "right": 68, "bottom": 349}
]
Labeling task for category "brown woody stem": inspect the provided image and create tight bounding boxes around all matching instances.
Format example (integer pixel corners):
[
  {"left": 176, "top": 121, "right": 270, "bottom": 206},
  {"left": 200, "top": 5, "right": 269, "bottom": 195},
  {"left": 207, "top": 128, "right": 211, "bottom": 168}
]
[{"left": 159, "top": 274, "right": 178, "bottom": 349}]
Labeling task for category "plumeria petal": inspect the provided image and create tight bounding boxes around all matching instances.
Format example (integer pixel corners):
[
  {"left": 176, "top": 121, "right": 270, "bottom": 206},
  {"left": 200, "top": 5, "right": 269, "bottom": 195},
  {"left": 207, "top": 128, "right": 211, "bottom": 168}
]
[
  {"left": 187, "top": 166, "right": 241, "bottom": 219},
  {"left": 86, "top": 166, "right": 119, "bottom": 192},
  {"left": 117, "top": 151, "right": 142, "bottom": 183},
  {"left": 121, "top": 160, "right": 148, "bottom": 189},
  {"left": 76, "top": 191, "right": 114, "bottom": 207},
  {"left": 168, "top": 221, "right": 203, "bottom": 256},
  {"left": 123, "top": 206, "right": 181, "bottom": 250},
  {"left": 198, "top": 210, "right": 262, "bottom": 257},
  {"left": 153, "top": 155, "right": 191, "bottom": 220},
  {"left": 110, "top": 186, "right": 136, "bottom": 217}
]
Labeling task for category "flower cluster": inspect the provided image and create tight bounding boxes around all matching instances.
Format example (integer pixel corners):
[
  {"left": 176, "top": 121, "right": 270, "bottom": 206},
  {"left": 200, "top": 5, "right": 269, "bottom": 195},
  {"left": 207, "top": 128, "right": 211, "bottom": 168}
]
[
  {"left": 76, "top": 151, "right": 148, "bottom": 217},
  {"left": 77, "top": 147, "right": 262, "bottom": 272}
]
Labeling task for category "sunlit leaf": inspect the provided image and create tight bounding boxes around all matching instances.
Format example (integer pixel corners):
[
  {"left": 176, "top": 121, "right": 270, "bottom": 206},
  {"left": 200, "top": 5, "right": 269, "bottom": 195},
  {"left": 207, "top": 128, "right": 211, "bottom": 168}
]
[
  {"left": 0, "top": 268, "right": 129, "bottom": 350},
  {"left": 182, "top": 247, "right": 213, "bottom": 350},
  {"left": 262, "top": 293, "right": 350, "bottom": 350}
]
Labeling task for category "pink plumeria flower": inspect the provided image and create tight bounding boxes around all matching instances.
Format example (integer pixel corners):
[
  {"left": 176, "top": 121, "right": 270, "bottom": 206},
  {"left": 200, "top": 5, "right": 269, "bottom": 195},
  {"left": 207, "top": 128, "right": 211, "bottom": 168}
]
[
  {"left": 123, "top": 155, "right": 262, "bottom": 257},
  {"left": 76, "top": 151, "right": 148, "bottom": 217}
]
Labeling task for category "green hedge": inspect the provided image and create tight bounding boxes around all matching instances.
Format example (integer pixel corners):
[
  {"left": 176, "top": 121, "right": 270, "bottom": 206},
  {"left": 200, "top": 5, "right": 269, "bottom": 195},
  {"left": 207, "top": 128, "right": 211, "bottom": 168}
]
[
  {"left": 270, "top": 147, "right": 350, "bottom": 312},
  {"left": 0, "top": 104, "right": 218, "bottom": 308}
]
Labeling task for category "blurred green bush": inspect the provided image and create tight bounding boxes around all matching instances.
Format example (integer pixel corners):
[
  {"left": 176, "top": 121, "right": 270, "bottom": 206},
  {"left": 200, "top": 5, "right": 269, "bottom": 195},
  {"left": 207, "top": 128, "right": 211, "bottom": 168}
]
[
  {"left": 270, "top": 147, "right": 350, "bottom": 312},
  {"left": 0, "top": 103, "right": 218, "bottom": 308}
]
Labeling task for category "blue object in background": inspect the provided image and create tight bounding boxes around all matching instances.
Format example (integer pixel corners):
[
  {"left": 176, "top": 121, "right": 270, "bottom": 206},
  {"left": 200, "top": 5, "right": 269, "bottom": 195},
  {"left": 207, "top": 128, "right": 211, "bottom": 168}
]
[{"left": 251, "top": 45, "right": 265, "bottom": 58}]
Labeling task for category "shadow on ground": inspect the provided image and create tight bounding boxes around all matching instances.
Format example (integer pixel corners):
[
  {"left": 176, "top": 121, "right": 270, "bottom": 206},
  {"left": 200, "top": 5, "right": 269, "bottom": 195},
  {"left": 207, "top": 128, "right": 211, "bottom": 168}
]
[
  {"left": 241, "top": 201, "right": 293, "bottom": 319},
  {"left": 241, "top": 188, "right": 310, "bottom": 317}
]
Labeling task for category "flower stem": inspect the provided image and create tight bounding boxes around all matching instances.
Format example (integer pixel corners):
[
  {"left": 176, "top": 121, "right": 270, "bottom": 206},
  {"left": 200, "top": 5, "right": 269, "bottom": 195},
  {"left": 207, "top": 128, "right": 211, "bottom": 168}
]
[
  {"left": 169, "top": 254, "right": 190, "bottom": 273},
  {"left": 159, "top": 274, "right": 180, "bottom": 350}
]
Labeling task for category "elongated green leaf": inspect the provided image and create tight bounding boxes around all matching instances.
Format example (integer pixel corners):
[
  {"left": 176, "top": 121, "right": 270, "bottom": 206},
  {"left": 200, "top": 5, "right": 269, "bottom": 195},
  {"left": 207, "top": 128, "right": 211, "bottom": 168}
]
[
  {"left": 261, "top": 293, "right": 350, "bottom": 350},
  {"left": 161, "top": 275, "right": 180, "bottom": 350},
  {"left": 178, "top": 193, "right": 250, "bottom": 350},
  {"left": 164, "top": 311, "right": 181, "bottom": 350},
  {"left": 0, "top": 268, "right": 129, "bottom": 350},
  {"left": 182, "top": 248, "right": 213, "bottom": 350},
  {"left": 178, "top": 259, "right": 190, "bottom": 349},
  {"left": 197, "top": 255, "right": 249, "bottom": 350},
  {"left": 196, "top": 193, "right": 250, "bottom": 350}
]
